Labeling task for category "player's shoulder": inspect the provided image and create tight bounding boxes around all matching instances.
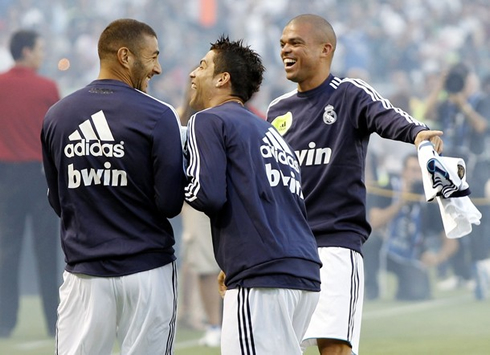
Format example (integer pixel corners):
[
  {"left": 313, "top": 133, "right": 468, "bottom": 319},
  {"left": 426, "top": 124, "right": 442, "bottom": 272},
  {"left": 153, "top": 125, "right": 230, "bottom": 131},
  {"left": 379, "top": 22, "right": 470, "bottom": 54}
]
[
  {"left": 135, "top": 89, "right": 177, "bottom": 112},
  {"left": 335, "top": 76, "right": 380, "bottom": 96},
  {"left": 268, "top": 89, "right": 298, "bottom": 108}
]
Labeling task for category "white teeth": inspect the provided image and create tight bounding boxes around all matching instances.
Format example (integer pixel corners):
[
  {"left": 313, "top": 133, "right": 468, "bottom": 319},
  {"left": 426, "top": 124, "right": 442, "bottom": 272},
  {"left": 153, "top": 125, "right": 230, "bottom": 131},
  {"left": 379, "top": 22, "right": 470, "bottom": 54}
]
[{"left": 284, "top": 58, "right": 296, "bottom": 66}]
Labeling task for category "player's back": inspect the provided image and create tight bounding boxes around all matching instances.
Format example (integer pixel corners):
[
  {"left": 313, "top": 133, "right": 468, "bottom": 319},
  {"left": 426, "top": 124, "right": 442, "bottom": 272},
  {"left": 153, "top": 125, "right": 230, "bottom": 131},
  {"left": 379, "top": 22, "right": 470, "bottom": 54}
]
[
  {"left": 186, "top": 102, "right": 321, "bottom": 291},
  {"left": 42, "top": 79, "right": 185, "bottom": 276}
]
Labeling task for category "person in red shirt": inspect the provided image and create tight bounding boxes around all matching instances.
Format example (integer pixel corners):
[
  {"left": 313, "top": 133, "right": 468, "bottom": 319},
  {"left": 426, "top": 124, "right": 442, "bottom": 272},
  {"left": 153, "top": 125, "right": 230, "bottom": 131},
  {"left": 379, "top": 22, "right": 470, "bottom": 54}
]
[{"left": 0, "top": 29, "right": 60, "bottom": 338}]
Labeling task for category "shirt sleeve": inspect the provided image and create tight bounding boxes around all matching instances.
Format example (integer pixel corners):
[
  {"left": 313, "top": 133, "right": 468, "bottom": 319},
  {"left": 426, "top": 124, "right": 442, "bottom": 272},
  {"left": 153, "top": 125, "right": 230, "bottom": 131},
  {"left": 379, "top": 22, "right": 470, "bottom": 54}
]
[
  {"left": 152, "top": 108, "right": 186, "bottom": 218},
  {"left": 348, "top": 79, "right": 428, "bottom": 142},
  {"left": 41, "top": 125, "right": 61, "bottom": 216},
  {"left": 184, "top": 112, "right": 227, "bottom": 214}
]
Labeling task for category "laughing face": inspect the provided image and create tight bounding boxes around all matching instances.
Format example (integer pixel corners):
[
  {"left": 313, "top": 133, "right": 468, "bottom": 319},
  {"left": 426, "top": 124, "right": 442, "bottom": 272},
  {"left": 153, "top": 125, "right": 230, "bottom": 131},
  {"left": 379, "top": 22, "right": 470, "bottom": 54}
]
[
  {"left": 189, "top": 50, "right": 218, "bottom": 111},
  {"left": 280, "top": 21, "right": 330, "bottom": 91},
  {"left": 128, "top": 34, "right": 161, "bottom": 92}
]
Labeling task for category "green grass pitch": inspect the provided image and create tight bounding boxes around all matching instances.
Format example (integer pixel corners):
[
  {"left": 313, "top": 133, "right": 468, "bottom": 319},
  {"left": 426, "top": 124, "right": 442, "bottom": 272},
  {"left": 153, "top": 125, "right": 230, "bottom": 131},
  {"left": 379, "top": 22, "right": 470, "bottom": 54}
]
[{"left": 1, "top": 286, "right": 489, "bottom": 355}]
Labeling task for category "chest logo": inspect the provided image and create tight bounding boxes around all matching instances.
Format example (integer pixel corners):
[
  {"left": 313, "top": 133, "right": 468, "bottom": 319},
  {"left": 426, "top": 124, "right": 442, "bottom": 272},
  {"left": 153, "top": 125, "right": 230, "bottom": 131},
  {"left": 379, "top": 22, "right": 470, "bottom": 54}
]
[
  {"left": 323, "top": 105, "right": 337, "bottom": 125},
  {"left": 271, "top": 112, "right": 293, "bottom": 136}
]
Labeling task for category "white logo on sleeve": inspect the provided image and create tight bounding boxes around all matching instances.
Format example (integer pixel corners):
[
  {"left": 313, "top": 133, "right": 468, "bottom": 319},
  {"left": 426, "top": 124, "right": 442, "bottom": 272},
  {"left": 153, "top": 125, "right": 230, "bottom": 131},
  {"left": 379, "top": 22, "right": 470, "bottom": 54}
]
[{"left": 64, "top": 110, "right": 127, "bottom": 188}]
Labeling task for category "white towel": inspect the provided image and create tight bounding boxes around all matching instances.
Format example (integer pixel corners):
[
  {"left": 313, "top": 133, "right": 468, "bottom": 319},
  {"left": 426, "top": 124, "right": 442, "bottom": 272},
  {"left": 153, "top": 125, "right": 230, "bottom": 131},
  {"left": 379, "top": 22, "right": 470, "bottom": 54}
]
[{"left": 417, "top": 141, "right": 482, "bottom": 239}]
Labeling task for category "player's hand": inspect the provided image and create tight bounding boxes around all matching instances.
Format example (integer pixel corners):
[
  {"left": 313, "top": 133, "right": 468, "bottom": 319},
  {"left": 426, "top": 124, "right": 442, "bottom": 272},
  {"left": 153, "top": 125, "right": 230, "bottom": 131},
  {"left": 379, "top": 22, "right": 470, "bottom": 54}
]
[
  {"left": 217, "top": 270, "right": 227, "bottom": 298},
  {"left": 414, "top": 130, "right": 444, "bottom": 154}
]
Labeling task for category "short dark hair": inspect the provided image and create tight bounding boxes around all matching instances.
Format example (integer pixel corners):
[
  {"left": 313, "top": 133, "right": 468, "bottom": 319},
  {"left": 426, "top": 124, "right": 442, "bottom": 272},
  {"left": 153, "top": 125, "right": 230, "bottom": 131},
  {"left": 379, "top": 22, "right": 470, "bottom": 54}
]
[
  {"left": 10, "top": 30, "right": 39, "bottom": 61},
  {"left": 210, "top": 35, "right": 265, "bottom": 103},
  {"left": 98, "top": 18, "right": 157, "bottom": 60}
]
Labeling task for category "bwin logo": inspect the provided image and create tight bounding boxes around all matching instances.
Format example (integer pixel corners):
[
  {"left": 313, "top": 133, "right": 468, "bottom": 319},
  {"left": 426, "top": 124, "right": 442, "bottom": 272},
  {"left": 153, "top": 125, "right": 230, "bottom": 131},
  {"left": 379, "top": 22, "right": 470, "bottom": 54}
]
[
  {"left": 296, "top": 142, "right": 331, "bottom": 166},
  {"left": 64, "top": 110, "right": 125, "bottom": 158}
]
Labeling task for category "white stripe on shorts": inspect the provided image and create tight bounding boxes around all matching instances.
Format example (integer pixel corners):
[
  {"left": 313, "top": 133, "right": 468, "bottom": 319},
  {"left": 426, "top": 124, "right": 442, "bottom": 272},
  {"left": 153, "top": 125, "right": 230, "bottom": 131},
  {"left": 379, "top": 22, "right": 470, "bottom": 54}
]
[
  {"left": 223, "top": 287, "right": 319, "bottom": 355},
  {"left": 348, "top": 249, "right": 361, "bottom": 343},
  {"left": 237, "top": 287, "right": 256, "bottom": 354},
  {"left": 165, "top": 261, "right": 178, "bottom": 354}
]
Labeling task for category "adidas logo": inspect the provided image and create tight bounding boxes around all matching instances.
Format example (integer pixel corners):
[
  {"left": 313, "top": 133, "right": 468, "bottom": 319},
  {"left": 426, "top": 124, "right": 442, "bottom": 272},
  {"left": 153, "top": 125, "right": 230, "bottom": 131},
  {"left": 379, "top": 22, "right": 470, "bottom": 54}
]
[
  {"left": 260, "top": 127, "right": 303, "bottom": 198},
  {"left": 64, "top": 110, "right": 125, "bottom": 158},
  {"left": 64, "top": 110, "right": 127, "bottom": 189}
]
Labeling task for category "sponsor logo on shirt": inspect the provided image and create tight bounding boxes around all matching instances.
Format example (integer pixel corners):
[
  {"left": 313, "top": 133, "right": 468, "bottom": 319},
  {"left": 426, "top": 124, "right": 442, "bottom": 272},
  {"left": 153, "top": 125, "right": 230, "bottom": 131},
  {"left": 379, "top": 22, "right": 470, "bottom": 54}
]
[
  {"left": 270, "top": 112, "right": 293, "bottom": 135},
  {"left": 270, "top": 112, "right": 331, "bottom": 167},
  {"left": 64, "top": 110, "right": 127, "bottom": 188},
  {"left": 295, "top": 142, "right": 331, "bottom": 166},
  {"left": 260, "top": 127, "right": 303, "bottom": 198}
]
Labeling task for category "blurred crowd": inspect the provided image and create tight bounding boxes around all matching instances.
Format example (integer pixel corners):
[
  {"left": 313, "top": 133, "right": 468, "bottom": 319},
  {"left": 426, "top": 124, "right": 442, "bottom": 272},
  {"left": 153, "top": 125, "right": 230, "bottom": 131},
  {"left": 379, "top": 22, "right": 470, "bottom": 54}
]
[{"left": 1, "top": 0, "right": 490, "bottom": 115}]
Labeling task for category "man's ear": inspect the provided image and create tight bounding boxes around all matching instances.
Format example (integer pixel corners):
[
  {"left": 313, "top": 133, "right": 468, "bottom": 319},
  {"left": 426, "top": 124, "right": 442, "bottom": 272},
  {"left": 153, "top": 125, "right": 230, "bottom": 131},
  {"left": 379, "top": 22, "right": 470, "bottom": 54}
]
[
  {"left": 322, "top": 42, "right": 334, "bottom": 57},
  {"left": 117, "top": 47, "right": 131, "bottom": 68},
  {"left": 216, "top": 72, "right": 231, "bottom": 87},
  {"left": 20, "top": 46, "right": 34, "bottom": 62}
]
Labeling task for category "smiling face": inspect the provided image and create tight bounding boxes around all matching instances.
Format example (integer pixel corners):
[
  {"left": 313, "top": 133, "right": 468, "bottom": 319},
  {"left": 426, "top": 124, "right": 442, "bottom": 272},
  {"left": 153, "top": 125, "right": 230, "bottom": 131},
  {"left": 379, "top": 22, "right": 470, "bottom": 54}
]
[
  {"left": 128, "top": 34, "right": 161, "bottom": 92},
  {"left": 280, "top": 17, "right": 335, "bottom": 92},
  {"left": 189, "top": 50, "right": 218, "bottom": 111}
]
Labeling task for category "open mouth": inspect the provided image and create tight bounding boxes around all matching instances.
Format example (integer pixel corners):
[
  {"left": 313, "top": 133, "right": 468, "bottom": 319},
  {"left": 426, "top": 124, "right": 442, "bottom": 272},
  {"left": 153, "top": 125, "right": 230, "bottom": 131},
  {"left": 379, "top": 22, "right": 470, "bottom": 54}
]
[{"left": 284, "top": 58, "right": 296, "bottom": 69}]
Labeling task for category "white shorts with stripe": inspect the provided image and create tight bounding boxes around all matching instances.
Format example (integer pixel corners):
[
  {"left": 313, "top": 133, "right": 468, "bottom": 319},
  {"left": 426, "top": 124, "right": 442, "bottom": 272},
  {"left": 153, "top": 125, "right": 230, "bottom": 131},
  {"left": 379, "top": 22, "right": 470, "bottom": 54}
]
[
  {"left": 221, "top": 287, "right": 319, "bottom": 355},
  {"left": 56, "top": 262, "right": 178, "bottom": 355},
  {"left": 302, "top": 247, "right": 364, "bottom": 355}
]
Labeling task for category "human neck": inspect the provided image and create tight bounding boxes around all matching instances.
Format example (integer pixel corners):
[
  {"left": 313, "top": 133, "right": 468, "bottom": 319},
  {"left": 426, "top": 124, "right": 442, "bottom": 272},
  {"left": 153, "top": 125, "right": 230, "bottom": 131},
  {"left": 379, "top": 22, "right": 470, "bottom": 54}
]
[{"left": 219, "top": 97, "right": 243, "bottom": 106}]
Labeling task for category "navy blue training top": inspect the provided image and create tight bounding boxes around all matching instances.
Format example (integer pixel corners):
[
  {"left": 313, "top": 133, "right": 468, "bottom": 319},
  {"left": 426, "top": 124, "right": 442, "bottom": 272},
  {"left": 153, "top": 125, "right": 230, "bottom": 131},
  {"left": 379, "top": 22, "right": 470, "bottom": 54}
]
[
  {"left": 185, "top": 102, "right": 321, "bottom": 291},
  {"left": 41, "top": 79, "right": 185, "bottom": 276},
  {"left": 267, "top": 75, "right": 429, "bottom": 253}
]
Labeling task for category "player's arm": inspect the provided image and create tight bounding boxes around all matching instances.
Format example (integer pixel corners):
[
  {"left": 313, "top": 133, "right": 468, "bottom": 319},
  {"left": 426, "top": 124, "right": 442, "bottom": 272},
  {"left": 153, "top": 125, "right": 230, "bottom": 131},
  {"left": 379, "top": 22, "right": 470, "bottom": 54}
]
[
  {"left": 353, "top": 81, "right": 444, "bottom": 153},
  {"left": 153, "top": 108, "right": 186, "bottom": 218},
  {"left": 41, "top": 126, "right": 61, "bottom": 216},
  {"left": 184, "top": 112, "right": 227, "bottom": 214}
]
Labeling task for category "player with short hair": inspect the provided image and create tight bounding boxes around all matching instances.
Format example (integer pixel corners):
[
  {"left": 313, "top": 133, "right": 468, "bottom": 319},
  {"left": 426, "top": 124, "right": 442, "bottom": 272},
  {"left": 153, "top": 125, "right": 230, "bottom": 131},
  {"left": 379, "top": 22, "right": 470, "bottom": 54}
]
[
  {"left": 266, "top": 14, "right": 444, "bottom": 355},
  {"left": 41, "top": 18, "right": 185, "bottom": 354},
  {"left": 184, "top": 35, "right": 321, "bottom": 355},
  {"left": 0, "top": 29, "right": 60, "bottom": 339}
]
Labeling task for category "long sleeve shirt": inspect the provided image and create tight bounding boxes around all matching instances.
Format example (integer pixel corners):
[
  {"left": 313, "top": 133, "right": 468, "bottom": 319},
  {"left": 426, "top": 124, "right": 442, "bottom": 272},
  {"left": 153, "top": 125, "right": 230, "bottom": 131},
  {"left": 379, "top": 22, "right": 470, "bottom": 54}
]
[{"left": 185, "top": 102, "right": 321, "bottom": 291}]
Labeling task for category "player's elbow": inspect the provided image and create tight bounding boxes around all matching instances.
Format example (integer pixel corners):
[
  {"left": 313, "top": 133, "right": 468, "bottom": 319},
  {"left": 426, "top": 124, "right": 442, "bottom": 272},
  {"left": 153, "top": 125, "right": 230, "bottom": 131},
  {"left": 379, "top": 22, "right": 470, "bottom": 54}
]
[{"left": 185, "top": 193, "right": 225, "bottom": 215}]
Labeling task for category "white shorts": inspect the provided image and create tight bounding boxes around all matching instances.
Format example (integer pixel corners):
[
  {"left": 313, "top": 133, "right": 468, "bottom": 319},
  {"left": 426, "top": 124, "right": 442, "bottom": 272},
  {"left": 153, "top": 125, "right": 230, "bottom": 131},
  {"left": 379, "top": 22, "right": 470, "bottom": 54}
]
[
  {"left": 221, "top": 287, "right": 319, "bottom": 355},
  {"left": 303, "top": 247, "right": 364, "bottom": 355},
  {"left": 56, "top": 262, "right": 178, "bottom": 355},
  {"left": 181, "top": 203, "right": 220, "bottom": 275}
]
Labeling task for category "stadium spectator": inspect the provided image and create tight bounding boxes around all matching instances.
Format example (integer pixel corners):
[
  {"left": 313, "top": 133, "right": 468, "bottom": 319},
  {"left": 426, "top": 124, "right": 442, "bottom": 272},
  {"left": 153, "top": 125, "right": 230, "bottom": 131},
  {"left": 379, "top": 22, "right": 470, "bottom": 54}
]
[
  {"left": 0, "top": 29, "right": 60, "bottom": 338},
  {"left": 424, "top": 62, "right": 490, "bottom": 299},
  {"left": 367, "top": 154, "right": 457, "bottom": 301}
]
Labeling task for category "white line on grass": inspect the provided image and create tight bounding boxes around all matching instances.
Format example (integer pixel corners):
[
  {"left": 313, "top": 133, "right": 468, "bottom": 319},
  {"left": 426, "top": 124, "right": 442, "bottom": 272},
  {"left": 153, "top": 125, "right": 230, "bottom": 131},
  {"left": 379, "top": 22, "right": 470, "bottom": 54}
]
[
  {"left": 15, "top": 340, "right": 52, "bottom": 350},
  {"left": 363, "top": 294, "right": 472, "bottom": 320}
]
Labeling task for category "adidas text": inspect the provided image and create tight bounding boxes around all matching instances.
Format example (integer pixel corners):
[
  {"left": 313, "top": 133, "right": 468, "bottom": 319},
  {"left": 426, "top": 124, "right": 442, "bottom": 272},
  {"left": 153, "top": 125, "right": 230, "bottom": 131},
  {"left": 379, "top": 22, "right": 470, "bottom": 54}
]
[{"left": 64, "top": 140, "right": 125, "bottom": 158}]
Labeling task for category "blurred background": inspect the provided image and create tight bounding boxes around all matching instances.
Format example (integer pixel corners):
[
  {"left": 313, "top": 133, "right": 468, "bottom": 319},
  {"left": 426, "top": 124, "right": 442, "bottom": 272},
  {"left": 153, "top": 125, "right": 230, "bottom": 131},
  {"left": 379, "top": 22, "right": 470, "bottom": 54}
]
[{"left": 1, "top": 0, "right": 489, "bottom": 354}]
